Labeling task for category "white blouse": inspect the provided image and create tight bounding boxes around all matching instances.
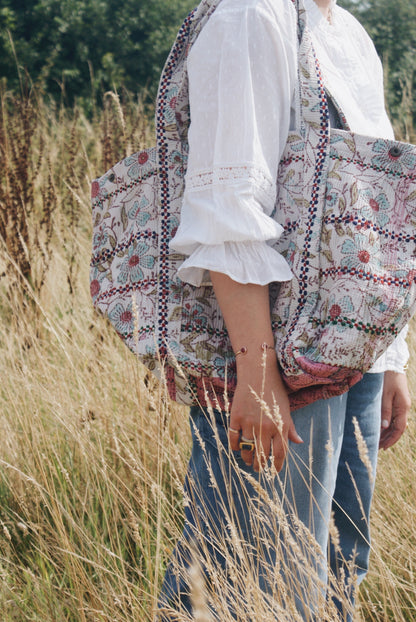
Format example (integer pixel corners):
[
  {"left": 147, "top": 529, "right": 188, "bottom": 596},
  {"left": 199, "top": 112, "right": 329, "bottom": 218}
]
[{"left": 170, "top": 0, "right": 409, "bottom": 373}]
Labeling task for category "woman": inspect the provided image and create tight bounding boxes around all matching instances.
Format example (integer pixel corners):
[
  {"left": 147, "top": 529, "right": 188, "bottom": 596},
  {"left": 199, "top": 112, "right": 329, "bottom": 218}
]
[{"left": 158, "top": 0, "right": 411, "bottom": 619}]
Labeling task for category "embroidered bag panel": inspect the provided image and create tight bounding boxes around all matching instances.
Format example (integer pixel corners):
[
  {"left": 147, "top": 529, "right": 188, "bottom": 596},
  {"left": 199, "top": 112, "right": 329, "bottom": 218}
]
[
  {"left": 269, "top": 17, "right": 416, "bottom": 408},
  {"left": 90, "top": 0, "right": 416, "bottom": 410},
  {"left": 90, "top": 0, "right": 229, "bottom": 405}
]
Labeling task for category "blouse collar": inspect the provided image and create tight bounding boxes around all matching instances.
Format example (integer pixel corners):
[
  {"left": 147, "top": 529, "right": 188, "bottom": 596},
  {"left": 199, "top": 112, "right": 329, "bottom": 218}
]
[{"left": 303, "top": 0, "right": 338, "bottom": 31}]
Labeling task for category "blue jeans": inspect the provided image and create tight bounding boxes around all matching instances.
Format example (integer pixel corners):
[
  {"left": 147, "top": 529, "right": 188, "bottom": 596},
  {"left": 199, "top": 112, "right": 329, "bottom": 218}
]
[{"left": 158, "top": 373, "right": 384, "bottom": 621}]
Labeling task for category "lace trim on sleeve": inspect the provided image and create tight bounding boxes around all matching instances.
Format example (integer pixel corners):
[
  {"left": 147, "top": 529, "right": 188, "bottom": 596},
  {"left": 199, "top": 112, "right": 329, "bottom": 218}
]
[{"left": 185, "top": 163, "right": 276, "bottom": 208}]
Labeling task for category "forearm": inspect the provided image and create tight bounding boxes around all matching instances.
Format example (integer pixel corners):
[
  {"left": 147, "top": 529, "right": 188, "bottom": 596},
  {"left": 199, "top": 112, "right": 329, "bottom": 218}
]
[
  {"left": 210, "top": 271, "right": 275, "bottom": 357},
  {"left": 210, "top": 271, "right": 301, "bottom": 471},
  {"left": 210, "top": 270, "right": 285, "bottom": 390}
]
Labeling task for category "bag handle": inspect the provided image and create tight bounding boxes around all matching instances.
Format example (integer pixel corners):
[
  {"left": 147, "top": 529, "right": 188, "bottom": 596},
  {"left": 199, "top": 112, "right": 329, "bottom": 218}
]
[
  {"left": 294, "top": 0, "right": 350, "bottom": 134},
  {"left": 155, "top": 0, "right": 345, "bottom": 146},
  {"left": 155, "top": 0, "right": 223, "bottom": 147}
]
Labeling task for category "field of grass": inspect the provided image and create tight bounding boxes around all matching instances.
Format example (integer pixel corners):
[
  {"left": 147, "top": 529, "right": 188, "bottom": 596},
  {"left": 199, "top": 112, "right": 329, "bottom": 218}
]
[{"left": 0, "top": 89, "right": 415, "bottom": 621}]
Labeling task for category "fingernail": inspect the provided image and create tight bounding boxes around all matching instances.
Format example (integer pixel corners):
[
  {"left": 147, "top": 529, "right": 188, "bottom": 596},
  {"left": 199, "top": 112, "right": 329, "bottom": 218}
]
[{"left": 381, "top": 419, "right": 389, "bottom": 429}]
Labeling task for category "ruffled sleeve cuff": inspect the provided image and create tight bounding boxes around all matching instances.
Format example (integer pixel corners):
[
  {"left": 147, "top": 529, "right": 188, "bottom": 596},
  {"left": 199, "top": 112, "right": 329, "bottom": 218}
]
[
  {"left": 369, "top": 325, "right": 409, "bottom": 374},
  {"left": 175, "top": 240, "right": 293, "bottom": 287},
  {"left": 385, "top": 325, "right": 409, "bottom": 373},
  {"left": 170, "top": 174, "right": 283, "bottom": 253}
]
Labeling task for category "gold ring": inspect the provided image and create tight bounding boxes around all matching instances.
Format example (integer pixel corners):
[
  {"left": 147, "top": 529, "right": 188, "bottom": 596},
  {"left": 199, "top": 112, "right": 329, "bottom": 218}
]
[
  {"left": 229, "top": 427, "right": 240, "bottom": 435},
  {"left": 239, "top": 436, "right": 255, "bottom": 452}
]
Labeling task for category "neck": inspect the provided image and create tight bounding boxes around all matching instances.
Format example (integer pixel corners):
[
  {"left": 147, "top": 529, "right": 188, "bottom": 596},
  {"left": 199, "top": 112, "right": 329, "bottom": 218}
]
[{"left": 313, "top": 0, "right": 333, "bottom": 21}]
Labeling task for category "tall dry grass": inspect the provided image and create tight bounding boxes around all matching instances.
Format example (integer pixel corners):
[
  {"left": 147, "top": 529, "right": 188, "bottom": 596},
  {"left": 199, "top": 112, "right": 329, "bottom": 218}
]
[{"left": 0, "top": 88, "right": 415, "bottom": 621}]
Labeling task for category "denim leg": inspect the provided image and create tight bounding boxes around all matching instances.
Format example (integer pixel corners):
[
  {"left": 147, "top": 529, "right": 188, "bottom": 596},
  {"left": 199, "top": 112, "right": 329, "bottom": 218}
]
[
  {"left": 329, "top": 373, "right": 384, "bottom": 622},
  {"left": 277, "top": 392, "right": 348, "bottom": 619},
  {"left": 158, "top": 395, "right": 349, "bottom": 620},
  {"left": 158, "top": 375, "right": 383, "bottom": 621},
  {"left": 158, "top": 406, "right": 277, "bottom": 620},
  {"left": 157, "top": 407, "right": 226, "bottom": 619}
]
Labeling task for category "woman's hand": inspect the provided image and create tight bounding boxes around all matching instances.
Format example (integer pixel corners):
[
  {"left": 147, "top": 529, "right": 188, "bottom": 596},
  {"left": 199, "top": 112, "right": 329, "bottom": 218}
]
[
  {"left": 379, "top": 371, "right": 411, "bottom": 450},
  {"left": 229, "top": 354, "right": 303, "bottom": 472},
  {"left": 209, "top": 271, "right": 302, "bottom": 472}
]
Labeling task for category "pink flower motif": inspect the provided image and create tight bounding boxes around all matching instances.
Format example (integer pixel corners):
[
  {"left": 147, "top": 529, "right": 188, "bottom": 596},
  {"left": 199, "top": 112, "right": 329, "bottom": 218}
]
[
  {"left": 91, "top": 180, "right": 100, "bottom": 198},
  {"left": 138, "top": 151, "right": 149, "bottom": 165},
  {"left": 108, "top": 302, "right": 134, "bottom": 335},
  {"left": 120, "top": 310, "right": 133, "bottom": 324},
  {"left": 326, "top": 295, "right": 354, "bottom": 332},
  {"left": 341, "top": 234, "right": 379, "bottom": 271},
  {"left": 358, "top": 250, "right": 370, "bottom": 264},
  {"left": 371, "top": 139, "right": 416, "bottom": 174},
  {"left": 407, "top": 269, "right": 416, "bottom": 285},
  {"left": 116, "top": 242, "right": 155, "bottom": 285},
  {"left": 329, "top": 304, "right": 342, "bottom": 320},
  {"left": 163, "top": 87, "right": 178, "bottom": 125},
  {"left": 124, "top": 149, "right": 155, "bottom": 180},
  {"left": 361, "top": 189, "right": 390, "bottom": 227},
  {"left": 369, "top": 198, "right": 379, "bottom": 212},
  {"left": 90, "top": 279, "right": 100, "bottom": 298}
]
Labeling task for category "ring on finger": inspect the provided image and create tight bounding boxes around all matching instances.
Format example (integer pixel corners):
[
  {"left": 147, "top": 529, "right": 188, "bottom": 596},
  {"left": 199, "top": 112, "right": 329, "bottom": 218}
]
[{"left": 239, "top": 436, "right": 255, "bottom": 452}]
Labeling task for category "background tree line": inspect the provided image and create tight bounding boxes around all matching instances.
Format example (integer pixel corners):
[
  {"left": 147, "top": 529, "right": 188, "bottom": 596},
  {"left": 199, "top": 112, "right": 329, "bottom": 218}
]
[
  {"left": 0, "top": 0, "right": 196, "bottom": 108},
  {"left": 0, "top": 0, "right": 415, "bottom": 133}
]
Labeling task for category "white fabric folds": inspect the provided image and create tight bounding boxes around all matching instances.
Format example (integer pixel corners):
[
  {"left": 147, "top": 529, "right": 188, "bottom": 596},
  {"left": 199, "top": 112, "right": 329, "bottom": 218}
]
[
  {"left": 169, "top": 0, "right": 408, "bottom": 373},
  {"left": 177, "top": 239, "right": 294, "bottom": 286},
  {"left": 170, "top": 0, "right": 298, "bottom": 286}
]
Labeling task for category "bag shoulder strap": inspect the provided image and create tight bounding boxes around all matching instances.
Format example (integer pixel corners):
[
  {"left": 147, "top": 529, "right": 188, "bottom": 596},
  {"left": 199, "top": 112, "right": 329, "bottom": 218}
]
[{"left": 155, "top": 0, "right": 223, "bottom": 148}]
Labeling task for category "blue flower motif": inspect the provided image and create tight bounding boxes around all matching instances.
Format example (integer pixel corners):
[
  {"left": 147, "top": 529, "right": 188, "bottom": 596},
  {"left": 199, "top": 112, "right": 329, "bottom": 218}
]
[
  {"left": 116, "top": 242, "right": 155, "bottom": 285},
  {"left": 212, "top": 356, "right": 226, "bottom": 380},
  {"left": 163, "top": 87, "right": 179, "bottom": 125},
  {"left": 325, "top": 181, "right": 339, "bottom": 207},
  {"left": 168, "top": 278, "right": 183, "bottom": 305},
  {"left": 108, "top": 301, "right": 134, "bottom": 336},
  {"left": 330, "top": 134, "right": 344, "bottom": 146},
  {"left": 283, "top": 240, "right": 297, "bottom": 268},
  {"left": 182, "top": 302, "right": 208, "bottom": 329},
  {"left": 360, "top": 189, "right": 390, "bottom": 227},
  {"left": 326, "top": 294, "right": 354, "bottom": 332},
  {"left": 340, "top": 233, "right": 379, "bottom": 271},
  {"left": 124, "top": 150, "right": 155, "bottom": 180},
  {"left": 366, "top": 294, "right": 388, "bottom": 315},
  {"left": 127, "top": 196, "right": 152, "bottom": 226},
  {"left": 168, "top": 150, "right": 187, "bottom": 178},
  {"left": 168, "top": 215, "right": 180, "bottom": 238},
  {"left": 371, "top": 140, "right": 416, "bottom": 175}
]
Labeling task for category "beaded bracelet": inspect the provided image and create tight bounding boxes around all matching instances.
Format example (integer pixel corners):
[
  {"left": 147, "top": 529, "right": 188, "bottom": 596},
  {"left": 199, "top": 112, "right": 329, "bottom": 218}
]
[{"left": 235, "top": 343, "right": 274, "bottom": 357}]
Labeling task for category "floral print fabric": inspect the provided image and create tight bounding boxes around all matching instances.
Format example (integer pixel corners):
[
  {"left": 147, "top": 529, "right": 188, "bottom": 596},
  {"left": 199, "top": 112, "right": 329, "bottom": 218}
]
[{"left": 90, "top": 0, "right": 416, "bottom": 410}]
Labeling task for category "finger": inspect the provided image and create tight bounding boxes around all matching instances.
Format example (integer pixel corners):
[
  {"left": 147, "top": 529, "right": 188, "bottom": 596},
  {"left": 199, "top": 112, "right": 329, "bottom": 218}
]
[
  {"left": 380, "top": 395, "right": 393, "bottom": 433},
  {"left": 380, "top": 414, "right": 408, "bottom": 450},
  {"left": 288, "top": 420, "right": 304, "bottom": 445},
  {"left": 228, "top": 418, "right": 243, "bottom": 451},
  {"left": 228, "top": 426, "right": 241, "bottom": 449},
  {"left": 240, "top": 444, "right": 255, "bottom": 466},
  {"left": 380, "top": 428, "right": 403, "bottom": 450},
  {"left": 252, "top": 433, "right": 272, "bottom": 472},
  {"left": 379, "top": 422, "right": 396, "bottom": 449},
  {"left": 239, "top": 428, "right": 256, "bottom": 466},
  {"left": 271, "top": 434, "right": 287, "bottom": 472}
]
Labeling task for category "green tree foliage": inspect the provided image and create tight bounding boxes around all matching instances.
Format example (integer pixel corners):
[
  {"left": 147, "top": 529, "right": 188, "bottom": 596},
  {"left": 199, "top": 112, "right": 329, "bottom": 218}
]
[
  {"left": 1, "top": 0, "right": 416, "bottom": 133},
  {"left": 0, "top": 0, "right": 196, "bottom": 105}
]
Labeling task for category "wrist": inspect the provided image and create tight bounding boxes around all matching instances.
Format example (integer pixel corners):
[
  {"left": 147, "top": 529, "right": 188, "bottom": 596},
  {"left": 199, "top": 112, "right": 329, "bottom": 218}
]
[
  {"left": 235, "top": 342, "right": 274, "bottom": 358},
  {"left": 236, "top": 346, "right": 279, "bottom": 378}
]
